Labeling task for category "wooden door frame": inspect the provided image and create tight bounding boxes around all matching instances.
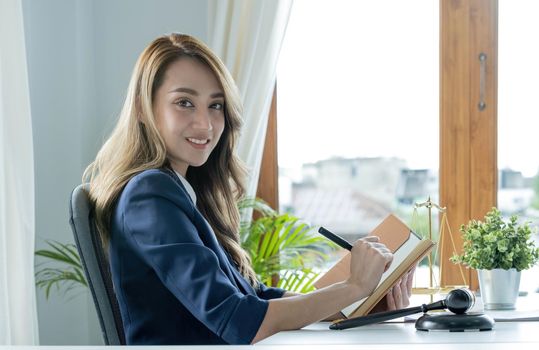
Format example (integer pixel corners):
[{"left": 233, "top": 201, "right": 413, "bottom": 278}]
[
  {"left": 440, "top": 0, "right": 498, "bottom": 290},
  {"left": 256, "top": 84, "right": 279, "bottom": 210}
]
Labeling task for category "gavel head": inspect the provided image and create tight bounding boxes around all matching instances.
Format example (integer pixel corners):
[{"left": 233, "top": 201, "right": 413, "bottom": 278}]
[{"left": 445, "top": 288, "right": 475, "bottom": 314}]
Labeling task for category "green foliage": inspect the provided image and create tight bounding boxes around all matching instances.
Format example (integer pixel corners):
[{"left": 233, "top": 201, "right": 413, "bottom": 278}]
[
  {"left": 35, "top": 240, "right": 88, "bottom": 299},
  {"left": 533, "top": 172, "right": 539, "bottom": 210},
  {"left": 35, "top": 198, "right": 336, "bottom": 299},
  {"left": 450, "top": 207, "right": 539, "bottom": 271},
  {"left": 239, "top": 198, "right": 336, "bottom": 293}
]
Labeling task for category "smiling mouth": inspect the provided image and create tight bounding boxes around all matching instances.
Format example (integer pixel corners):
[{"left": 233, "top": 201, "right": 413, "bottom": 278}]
[{"left": 187, "top": 137, "right": 210, "bottom": 145}]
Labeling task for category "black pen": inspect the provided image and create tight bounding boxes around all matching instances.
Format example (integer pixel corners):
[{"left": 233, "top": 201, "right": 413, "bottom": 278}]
[{"left": 318, "top": 227, "right": 353, "bottom": 251}]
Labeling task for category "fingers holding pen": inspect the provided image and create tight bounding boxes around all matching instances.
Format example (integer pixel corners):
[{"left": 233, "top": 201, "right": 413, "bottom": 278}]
[
  {"left": 360, "top": 237, "right": 393, "bottom": 272},
  {"left": 357, "top": 237, "right": 394, "bottom": 270},
  {"left": 348, "top": 237, "right": 394, "bottom": 296}
]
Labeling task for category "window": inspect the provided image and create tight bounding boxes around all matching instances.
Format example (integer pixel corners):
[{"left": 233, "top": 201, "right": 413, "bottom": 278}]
[
  {"left": 277, "top": 0, "right": 439, "bottom": 288},
  {"left": 262, "top": 0, "right": 537, "bottom": 305}
]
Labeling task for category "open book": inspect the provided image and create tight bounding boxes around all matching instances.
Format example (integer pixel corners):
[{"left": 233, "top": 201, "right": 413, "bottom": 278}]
[{"left": 314, "top": 214, "right": 435, "bottom": 318}]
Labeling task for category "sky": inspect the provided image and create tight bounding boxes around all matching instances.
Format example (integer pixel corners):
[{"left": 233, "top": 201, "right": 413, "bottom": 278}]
[{"left": 276, "top": 0, "right": 539, "bottom": 178}]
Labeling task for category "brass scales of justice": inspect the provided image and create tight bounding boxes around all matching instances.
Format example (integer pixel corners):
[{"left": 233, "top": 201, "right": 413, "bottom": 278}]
[{"left": 410, "top": 197, "right": 468, "bottom": 299}]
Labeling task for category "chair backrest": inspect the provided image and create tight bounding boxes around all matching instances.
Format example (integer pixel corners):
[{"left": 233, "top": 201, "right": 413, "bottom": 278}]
[{"left": 69, "top": 184, "right": 126, "bottom": 345}]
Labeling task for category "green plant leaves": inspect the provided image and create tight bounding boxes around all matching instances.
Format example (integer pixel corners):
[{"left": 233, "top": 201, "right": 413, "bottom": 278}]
[
  {"left": 277, "top": 269, "right": 320, "bottom": 294},
  {"left": 35, "top": 240, "right": 88, "bottom": 300},
  {"left": 240, "top": 197, "right": 336, "bottom": 293},
  {"left": 35, "top": 197, "right": 337, "bottom": 299},
  {"left": 451, "top": 207, "right": 539, "bottom": 271}
]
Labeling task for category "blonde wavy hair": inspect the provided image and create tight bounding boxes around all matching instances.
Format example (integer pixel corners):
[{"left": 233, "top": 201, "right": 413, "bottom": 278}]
[{"left": 83, "top": 33, "right": 258, "bottom": 287}]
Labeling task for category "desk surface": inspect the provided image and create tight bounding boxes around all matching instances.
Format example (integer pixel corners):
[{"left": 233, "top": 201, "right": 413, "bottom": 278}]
[
  {"left": 1, "top": 321, "right": 537, "bottom": 349},
  {"left": 260, "top": 293, "right": 539, "bottom": 348},
  {"left": 260, "top": 320, "right": 539, "bottom": 348}
]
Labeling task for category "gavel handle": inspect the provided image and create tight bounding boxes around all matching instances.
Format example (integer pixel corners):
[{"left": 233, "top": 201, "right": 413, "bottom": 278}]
[{"left": 330, "top": 305, "right": 425, "bottom": 330}]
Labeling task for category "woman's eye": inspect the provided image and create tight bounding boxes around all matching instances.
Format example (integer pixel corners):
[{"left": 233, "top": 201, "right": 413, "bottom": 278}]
[
  {"left": 176, "top": 99, "right": 194, "bottom": 108},
  {"left": 210, "top": 102, "right": 224, "bottom": 110}
]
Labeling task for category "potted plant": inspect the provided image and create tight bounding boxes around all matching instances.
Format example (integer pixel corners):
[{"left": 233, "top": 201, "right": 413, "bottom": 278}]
[{"left": 451, "top": 207, "right": 539, "bottom": 309}]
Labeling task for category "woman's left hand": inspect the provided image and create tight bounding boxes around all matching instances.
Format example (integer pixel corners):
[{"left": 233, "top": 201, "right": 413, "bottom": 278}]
[{"left": 369, "top": 266, "right": 415, "bottom": 313}]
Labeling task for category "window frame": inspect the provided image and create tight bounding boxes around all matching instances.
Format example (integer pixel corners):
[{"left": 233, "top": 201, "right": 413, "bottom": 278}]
[{"left": 440, "top": 0, "right": 497, "bottom": 289}]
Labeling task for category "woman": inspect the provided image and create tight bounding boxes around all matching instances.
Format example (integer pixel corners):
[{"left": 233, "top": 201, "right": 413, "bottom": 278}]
[{"left": 84, "top": 33, "right": 413, "bottom": 345}]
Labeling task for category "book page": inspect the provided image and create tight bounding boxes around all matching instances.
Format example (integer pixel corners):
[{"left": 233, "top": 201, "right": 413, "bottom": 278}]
[{"left": 341, "top": 232, "right": 422, "bottom": 317}]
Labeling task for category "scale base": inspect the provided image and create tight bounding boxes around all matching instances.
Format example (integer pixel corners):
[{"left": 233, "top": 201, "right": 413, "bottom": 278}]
[{"left": 415, "top": 312, "right": 495, "bottom": 332}]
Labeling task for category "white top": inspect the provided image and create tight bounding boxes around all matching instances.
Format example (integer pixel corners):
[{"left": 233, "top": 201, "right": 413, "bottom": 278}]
[{"left": 174, "top": 170, "right": 196, "bottom": 205}]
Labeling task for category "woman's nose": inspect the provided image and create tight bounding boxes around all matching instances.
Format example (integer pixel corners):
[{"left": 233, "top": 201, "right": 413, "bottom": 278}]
[{"left": 192, "top": 109, "right": 213, "bottom": 131}]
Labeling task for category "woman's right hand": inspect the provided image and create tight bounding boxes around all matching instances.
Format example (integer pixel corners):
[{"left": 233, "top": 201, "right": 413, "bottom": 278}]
[
  {"left": 346, "top": 236, "right": 393, "bottom": 298},
  {"left": 255, "top": 236, "right": 393, "bottom": 343}
]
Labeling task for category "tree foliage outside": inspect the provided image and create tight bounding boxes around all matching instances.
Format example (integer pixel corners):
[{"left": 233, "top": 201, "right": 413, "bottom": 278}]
[{"left": 533, "top": 172, "right": 539, "bottom": 210}]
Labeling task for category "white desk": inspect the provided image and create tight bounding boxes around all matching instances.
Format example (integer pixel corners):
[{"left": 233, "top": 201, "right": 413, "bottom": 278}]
[
  {"left": 259, "top": 320, "right": 539, "bottom": 349},
  {"left": 258, "top": 294, "right": 539, "bottom": 348},
  {"left": 1, "top": 321, "right": 537, "bottom": 349}
]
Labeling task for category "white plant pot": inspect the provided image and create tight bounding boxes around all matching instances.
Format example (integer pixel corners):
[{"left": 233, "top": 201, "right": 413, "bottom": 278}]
[{"left": 477, "top": 268, "right": 521, "bottom": 310}]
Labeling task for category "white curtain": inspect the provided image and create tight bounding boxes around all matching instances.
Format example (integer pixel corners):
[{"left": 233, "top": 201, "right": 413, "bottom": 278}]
[
  {"left": 208, "top": 0, "right": 293, "bottom": 199},
  {"left": 0, "top": 0, "right": 39, "bottom": 345}
]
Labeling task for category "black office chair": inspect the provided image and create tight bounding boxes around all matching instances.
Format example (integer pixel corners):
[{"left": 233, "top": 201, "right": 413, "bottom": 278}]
[{"left": 69, "top": 184, "right": 126, "bottom": 345}]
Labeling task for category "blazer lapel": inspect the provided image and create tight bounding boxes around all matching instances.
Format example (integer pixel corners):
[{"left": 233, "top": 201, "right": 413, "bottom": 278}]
[{"left": 164, "top": 167, "right": 255, "bottom": 295}]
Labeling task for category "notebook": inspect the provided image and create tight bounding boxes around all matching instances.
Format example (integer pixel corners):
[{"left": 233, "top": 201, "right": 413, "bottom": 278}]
[{"left": 314, "top": 214, "right": 435, "bottom": 318}]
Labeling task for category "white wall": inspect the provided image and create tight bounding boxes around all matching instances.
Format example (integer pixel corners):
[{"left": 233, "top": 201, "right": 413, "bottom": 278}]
[{"left": 22, "top": 0, "right": 208, "bottom": 344}]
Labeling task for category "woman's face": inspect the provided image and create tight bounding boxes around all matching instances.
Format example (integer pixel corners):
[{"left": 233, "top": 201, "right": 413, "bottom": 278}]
[{"left": 153, "top": 57, "right": 225, "bottom": 176}]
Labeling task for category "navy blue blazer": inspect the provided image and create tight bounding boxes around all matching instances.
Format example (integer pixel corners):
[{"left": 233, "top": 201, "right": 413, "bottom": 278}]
[{"left": 109, "top": 168, "right": 285, "bottom": 345}]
